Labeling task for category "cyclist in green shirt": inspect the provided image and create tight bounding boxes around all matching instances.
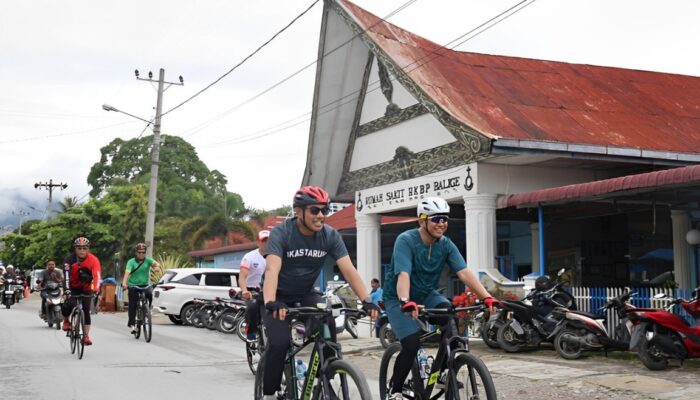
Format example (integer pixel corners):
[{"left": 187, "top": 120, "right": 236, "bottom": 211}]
[{"left": 121, "top": 243, "right": 160, "bottom": 334}]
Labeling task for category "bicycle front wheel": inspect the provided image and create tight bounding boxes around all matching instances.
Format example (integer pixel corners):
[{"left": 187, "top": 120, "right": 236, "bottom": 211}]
[
  {"left": 143, "top": 305, "right": 152, "bottom": 343},
  {"left": 254, "top": 353, "right": 293, "bottom": 399},
  {"left": 70, "top": 312, "right": 78, "bottom": 354},
  {"left": 449, "top": 353, "right": 497, "bottom": 400},
  {"left": 134, "top": 306, "right": 142, "bottom": 339},
  {"left": 313, "top": 359, "right": 372, "bottom": 400},
  {"left": 76, "top": 309, "right": 85, "bottom": 360}
]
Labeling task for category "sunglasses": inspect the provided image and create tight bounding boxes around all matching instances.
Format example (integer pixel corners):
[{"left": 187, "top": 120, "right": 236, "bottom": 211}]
[
  {"left": 427, "top": 215, "right": 449, "bottom": 224},
  {"left": 307, "top": 206, "right": 330, "bottom": 216},
  {"left": 75, "top": 246, "right": 89, "bottom": 250}
]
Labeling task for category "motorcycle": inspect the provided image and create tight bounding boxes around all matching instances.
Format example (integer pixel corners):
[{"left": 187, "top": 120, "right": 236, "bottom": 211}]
[
  {"left": 43, "top": 282, "right": 64, "bottom": 330},
  {"left": 496, "top": 270, "right": 575, "bottom": 352},
  {"left": 324, "top": 282, "right": 359, "bottom": 338},
  {"left": 3, "top": 278, "right": 16, "bottom": 309},
  {"left": 628, "top": 286, "right": 700, "bottom": 370},
  {"left": 486, "top": 269, "right": 575, "bottom": 350},
  {"left": 552, "top": 289, "right": 637, "bottom": 359}
]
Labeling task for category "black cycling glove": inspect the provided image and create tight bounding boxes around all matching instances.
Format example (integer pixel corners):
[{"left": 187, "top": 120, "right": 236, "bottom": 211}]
[
  {"left": 265, "top": 301, "right": 288, "bottom": 313},
  {"left": 361, "top": 298, "right": 381, "bottom": 314}
]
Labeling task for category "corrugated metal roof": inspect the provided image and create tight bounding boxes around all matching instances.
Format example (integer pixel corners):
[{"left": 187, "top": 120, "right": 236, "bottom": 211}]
[
  {"left": 338, "top": 0, "right": 700, "bottom": 154},
  {"left": 325, "top": 204, "right": 416, "bottom": 231},
  {"left": 498, "top": 164, "right": 700, "bottom": 208}
]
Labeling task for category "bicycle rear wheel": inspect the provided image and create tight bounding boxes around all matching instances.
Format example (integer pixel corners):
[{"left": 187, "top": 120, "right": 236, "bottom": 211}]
[
  {"left": 76, "top": 309, "right": 85, "bottom": 360},
  {"left": 378, "top": 342, "right": 423, "bottom": 399},
  {"left": 254, "top": 353, "right": 293, "bottom": 399},
  {"left": 313, "top": 359, "right": 372, "bottom": 400},
  {"left": 449, "top": 353, "right": 497, "bottom": 400},
  {"left": 143, "top": 304, "right": 152, "bottom": 343}
]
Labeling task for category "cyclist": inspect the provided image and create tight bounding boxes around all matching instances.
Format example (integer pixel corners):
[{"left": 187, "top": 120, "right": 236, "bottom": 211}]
[
  {"left": 122, "top": 243, "right": 160, "bottom": 334},
  {"left": 62, "top": 237, "right": 102, "bottom": 345},
  {"left": 383, "top": 197, "right": 499, "bottom": 400},
  {"left": 37, "top": 259, "right": 64, "bottom": 320},
  {"left": 260, "top": 186, "right": 381, "bottom": 400},
  {"left": 239, "top": 229, "right": 270, "bottom": 341}
]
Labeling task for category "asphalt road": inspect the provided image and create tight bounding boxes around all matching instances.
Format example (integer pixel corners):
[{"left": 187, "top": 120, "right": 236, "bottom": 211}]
[{"left": 0, "top": 294, "right": 257, "bottom": 399}]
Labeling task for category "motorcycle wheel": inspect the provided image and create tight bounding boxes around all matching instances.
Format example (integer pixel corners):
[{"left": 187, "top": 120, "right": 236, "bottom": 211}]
[
  {"left": 216, "top": 311, "right": 238, "bottom": 334},
  {"left": 180, "top": 304, "right": 197, "bottom": 326},
  {"left": 554, "top": 328, "right": 584, "bottom": 360},
  {"left": 205, "top": 313, "right": 217, "bottom": 330},
  {"left": 378, "top": 323, "right": 397, "bottom": 349},
  {"left": 481, "top": 319, "right": 502, "bottom": 349},
  {"left": 55, "top": 310, "right": 61, "bottom": 330},
  {"left": 236, "top": 317, "right": 248, "bottom": 342},
  {"left": 345, "top": 316, "right": 359, "bottom": 339},
  {"left": 496, "top": 321, "right": 525, "bottom": 353},
  {"left": 638, "top": 330, "right": 669, "bottom": 370},
  {"left": 47, "top": 309, "right": 54, "bottom": 328}
]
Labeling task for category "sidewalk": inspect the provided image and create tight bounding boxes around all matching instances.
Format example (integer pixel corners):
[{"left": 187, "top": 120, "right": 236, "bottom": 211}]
[{"left": 336, "top": 318, "right": 384, "bottom": 354}]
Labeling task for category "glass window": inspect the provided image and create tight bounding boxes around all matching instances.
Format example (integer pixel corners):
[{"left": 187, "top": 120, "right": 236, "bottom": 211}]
[
  {"left": 230, "top": 274, "right": 239, "bottom": 287},
  {"left": 177, "top": 273, "right": 202, "bottom": 286},
  {"left": 204, "top": 273, "right": 231, "bottom": 287},
  {"left": 158, "top": 271, "right": 177, "bottom": 284}
]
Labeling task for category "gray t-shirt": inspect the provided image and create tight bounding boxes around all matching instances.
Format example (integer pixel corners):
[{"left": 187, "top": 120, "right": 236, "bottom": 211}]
[
  {"left": 265, "top": 217, "right": 348, "bottom": 301},
  {"left": 38, "top": 268, "right": 64, "bottom": 287}
]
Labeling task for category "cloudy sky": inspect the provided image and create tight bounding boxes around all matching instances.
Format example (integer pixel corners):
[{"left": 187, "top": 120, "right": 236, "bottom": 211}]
[{"left": 1, "top": 0, "right": 699, "bottom": 229}]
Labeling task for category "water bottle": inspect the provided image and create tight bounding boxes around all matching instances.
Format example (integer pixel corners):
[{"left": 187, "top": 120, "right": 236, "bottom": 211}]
[
  {"left": 295, "top": 359, "right": 308, "bottom": 385},
  {"left": 417, "top": 346, "right": 428, "bottom": 379}
]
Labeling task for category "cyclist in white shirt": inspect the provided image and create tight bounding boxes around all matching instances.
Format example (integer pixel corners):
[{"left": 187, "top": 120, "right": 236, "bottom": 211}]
[{"left": 239, "top": 230, "right": 270, "bottom": 341}]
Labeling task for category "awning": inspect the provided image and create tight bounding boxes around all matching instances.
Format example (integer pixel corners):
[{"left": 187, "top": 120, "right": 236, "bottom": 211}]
[{"left": 498, "top": 164, "right": 700, "bottom": 209}]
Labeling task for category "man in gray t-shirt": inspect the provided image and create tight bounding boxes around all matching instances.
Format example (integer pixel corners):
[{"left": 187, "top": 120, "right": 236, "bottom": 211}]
[
  {"left": 259, "top": 186, "right": 380, "bottom": 399},
  {"left": 37, "top": 259, "right": 64, "bottom": 319}
]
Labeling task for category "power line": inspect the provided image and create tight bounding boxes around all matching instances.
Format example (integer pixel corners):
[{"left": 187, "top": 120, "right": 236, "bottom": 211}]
[
  {"left": 0, "top": 121, "right": 136, "bottom": 144},
  {"left": 198, "top": 0, "right": 535, "bottom": 148},
  {"left": 161, "top": 0, "right": 321, "bottom": 118},
  {"left": 179, "top": 0, "right": 420, "bottom": 139}
]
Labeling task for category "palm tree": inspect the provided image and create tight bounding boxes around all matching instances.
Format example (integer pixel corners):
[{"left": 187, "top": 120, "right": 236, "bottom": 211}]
[
  {"left": 58, "top": 196, "right": 79, "bottom": 212},
  {"left": 183, "top": 213, "right": 257, "bottom": 248}
]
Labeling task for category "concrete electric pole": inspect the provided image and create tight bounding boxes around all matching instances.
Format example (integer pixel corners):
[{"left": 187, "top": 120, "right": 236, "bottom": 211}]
[
  {"left": 34, "top": 179, "right": 68, "bottom": 221},
  {"left": 135, "top": 69, "right": 183, "bottom": 258},
  {"left": 11, "top": 210, "right": 30, "bottom": 235}
]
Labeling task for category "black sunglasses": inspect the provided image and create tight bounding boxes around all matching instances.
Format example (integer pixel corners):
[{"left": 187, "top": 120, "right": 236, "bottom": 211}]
[
  {"left": 307, "top": 206, "right": 330, "bottom": 216},
  {"left": 428, "top": 215, "right": 449, "bottom": 224}
]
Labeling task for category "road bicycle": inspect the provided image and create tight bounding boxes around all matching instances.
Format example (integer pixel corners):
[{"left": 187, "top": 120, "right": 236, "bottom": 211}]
[
  {"left": 129, "top": 285, "right": 152, "bottom": 343},
  {"left": 254, "top": 305, "right": 372, "bottom": 399},
  {"left": 379, "top": 304, "right": 497, "bottom": 400},
  {"left": 67, "top": 293, "right": 95, "bottom": 360}
]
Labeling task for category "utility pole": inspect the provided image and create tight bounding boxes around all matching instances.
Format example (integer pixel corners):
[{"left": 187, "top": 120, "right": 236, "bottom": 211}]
[
  {"left": 11, "top": 210, "right": 30, "bottom": 235},
  {"left": 135, "top": 68, "right": 183, "bottom": 258},
  {"left": 34, "top": 179, "right": 68, "bottom": 220}
]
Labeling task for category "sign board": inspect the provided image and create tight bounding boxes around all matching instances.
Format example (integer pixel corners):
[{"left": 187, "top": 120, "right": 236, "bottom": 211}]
[{"left": 355, "top": 163, "right": 477, "bottom": 214}]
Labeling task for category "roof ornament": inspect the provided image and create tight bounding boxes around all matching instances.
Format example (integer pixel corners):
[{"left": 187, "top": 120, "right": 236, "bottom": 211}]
[{"left": 377, "top": 60, "right": 401, "bottom": 116}]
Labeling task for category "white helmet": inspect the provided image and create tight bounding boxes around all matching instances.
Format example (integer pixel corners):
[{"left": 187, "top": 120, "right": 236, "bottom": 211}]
[
  {"left": 6, "top": 264, "right": 14, "bottom": 270},
  {"left": 417, "top": 197, "right": 450, "bottom": 217}
]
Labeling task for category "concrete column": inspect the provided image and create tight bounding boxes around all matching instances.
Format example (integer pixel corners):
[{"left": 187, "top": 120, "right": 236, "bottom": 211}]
[
  {"left": 530, "top": 222, "right": 540, "bottom": 274},
  {"left": 463, "top": 193, "right": 498, "bottom": 272},
  {"left": 671, "top": 210, "right": 691, "bottom": 288},
  {"left": 355, "top": 213, "right": 381, "bottom": 285}
]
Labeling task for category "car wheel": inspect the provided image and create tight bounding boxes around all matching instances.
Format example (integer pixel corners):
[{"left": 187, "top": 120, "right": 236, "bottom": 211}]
[
  {"left": 180, "top": 303, "right": 197, "bottom": 326},
  {"left": 168, "top": 314, "right": 183, "bottom": 325}
]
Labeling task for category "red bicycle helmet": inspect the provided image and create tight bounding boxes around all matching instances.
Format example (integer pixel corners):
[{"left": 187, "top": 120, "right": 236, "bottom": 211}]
[
  {"left": 73, "top": 237, "right": 90, "bottom": 247},
  {"left": 293, "top": 186, "right": 330, "bottom": 208}
]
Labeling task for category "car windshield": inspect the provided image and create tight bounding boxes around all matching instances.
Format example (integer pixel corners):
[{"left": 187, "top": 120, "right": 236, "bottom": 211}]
[{"left": 158, "top": 271, "right": 177, "bottom": 284}]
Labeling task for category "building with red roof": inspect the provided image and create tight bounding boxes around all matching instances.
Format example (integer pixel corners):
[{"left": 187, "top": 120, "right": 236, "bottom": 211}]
[{"left": 301, "top": 0, "right": 700, "bottom": 290}]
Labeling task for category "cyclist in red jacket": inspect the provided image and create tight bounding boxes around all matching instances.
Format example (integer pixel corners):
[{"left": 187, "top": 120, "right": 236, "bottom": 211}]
[{"left": 62, "top": 237, "right": 102, "bottom": 345}]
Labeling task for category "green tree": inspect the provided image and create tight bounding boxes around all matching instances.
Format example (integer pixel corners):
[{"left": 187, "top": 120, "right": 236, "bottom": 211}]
[{"left": 58, "top": 196, "right": 79, "bottom": 212}]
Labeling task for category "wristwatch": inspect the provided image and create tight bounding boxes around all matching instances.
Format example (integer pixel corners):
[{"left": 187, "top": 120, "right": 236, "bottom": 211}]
[{"left": 399, "top": 297, "right": 409, "bottom": 305}]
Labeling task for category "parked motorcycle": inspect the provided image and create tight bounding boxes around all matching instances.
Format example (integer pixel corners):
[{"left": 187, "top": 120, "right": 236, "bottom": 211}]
[
  {"left": 496, "top": 270, "right": 575, "bottom": 352},
  {"left": 553, "top": 289, "right": 636, "bottom": 359},
  {"left": 628, "top": 286, "right": 700, "bottom": 370},
  {"left": 43, "top": 281, "right": 64, "bottom": 330},
  {"left": 489, "top": 269, "right": 575, "bottom": 350},
  {"left": 324, "top": 282, "right": 359, "bottom": 338}
]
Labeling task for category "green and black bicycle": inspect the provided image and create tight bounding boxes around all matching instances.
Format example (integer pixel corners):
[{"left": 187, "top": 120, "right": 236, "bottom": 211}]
[{"left": 254, "top": 305, "right": 372, "bottom": 399}]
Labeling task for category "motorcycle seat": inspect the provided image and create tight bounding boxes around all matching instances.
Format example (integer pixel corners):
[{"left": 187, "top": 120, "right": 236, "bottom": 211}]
[{"left": 568, "top": 310, "right": 603, "bottom": 319}]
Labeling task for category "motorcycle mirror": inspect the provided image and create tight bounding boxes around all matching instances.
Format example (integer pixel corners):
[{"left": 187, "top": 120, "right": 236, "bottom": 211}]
[{"left": 557, "top": 268, "right": 565, "bottom": 276}]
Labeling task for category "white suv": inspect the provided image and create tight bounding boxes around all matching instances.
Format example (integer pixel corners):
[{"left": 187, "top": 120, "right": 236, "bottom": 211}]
[{"left": 153, "top": 268, "right": 240, "bottom": 325}]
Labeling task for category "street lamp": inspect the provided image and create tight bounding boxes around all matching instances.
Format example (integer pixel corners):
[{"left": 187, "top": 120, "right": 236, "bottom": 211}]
[
  {"left": 686, "top": 228, "right": 700, "bottom": 288},
  {"left": 102, "top": 104, "right": 152, "bottom": 125}
]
